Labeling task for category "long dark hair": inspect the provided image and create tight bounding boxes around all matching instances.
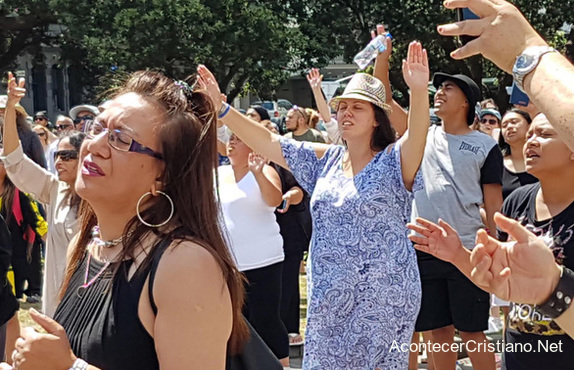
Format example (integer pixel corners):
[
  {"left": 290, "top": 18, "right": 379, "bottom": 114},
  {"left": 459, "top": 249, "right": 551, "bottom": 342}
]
[
  {"left": 15, "top": 111, "right": 32, "bottom": 133},
  {"left": 58, "top": 131, "right": 86, "bottom": 213},
  {"left": 0, "top": 176, "right": 16, "bottom": 225},
  {"left": 61, "top": 71, "right": 249, "bottom": 353},
  {"left": 498, "top": 108, "right": 532, "bottom": 156},
  {"left": 371, "top": 105, "right": 396, "bottom": 152}
]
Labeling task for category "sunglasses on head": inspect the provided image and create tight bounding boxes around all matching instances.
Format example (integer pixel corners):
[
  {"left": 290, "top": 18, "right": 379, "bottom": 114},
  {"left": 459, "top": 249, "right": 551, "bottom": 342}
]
[
  {"left": 290, "top": 105, "right": 308, "bottom": 120},
  {"left": 73, "top": 116, "right": 94, "bottom": 125},
  {"left": 481, "top": 118, "right": 499, "bottom": 125},
  {"left": 54, "top": 150, "right": 79, "bottom": 162}
]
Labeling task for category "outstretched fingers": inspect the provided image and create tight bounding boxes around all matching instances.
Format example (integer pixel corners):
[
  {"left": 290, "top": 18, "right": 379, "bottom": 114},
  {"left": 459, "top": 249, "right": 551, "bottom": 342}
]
[{"left": 414, "top": 217, "right": 444, "bottom": 234}]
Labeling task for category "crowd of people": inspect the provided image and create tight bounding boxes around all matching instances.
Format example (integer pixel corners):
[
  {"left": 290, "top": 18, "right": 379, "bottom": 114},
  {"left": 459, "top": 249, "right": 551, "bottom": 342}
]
[{"left": 0, "top": 0, "right": 573, "bottom": 369}]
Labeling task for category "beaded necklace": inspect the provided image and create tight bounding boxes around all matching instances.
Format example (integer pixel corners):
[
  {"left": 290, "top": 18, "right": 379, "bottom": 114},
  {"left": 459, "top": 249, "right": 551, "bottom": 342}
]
[{"left": 76, "top": 226, "right": 133, "bottom": 298}]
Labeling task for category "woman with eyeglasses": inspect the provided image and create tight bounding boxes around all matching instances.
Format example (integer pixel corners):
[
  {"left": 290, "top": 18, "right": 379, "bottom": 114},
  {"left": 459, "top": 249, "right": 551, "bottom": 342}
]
[
  {"left": 3, "top": 74, "right": 87, "bottom": 318},
  {"left": 2, "top": 71, "right": 248, "bottom": 370},
  {"left": 199, "top": 41, "right": 430, "bottom": 369}
]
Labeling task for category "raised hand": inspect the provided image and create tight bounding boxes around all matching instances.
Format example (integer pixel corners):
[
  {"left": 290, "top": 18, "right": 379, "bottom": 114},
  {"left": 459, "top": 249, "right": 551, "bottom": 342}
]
[
  {"left": 438, "top": 0, "right": 547, "bottom": 72},
  {"left": 6, "top": 72, "right": 26, "bottom": 107},
  {"left": 306, "top": 68, "right": 323, "bottom": 90},
  {"left": 407, "top": 218, "right": 465, "bottom": 264},
  {"left": 402, "top": 41, "right": 429, "bottom": 92},
  {"left": 197, "top": 65, "right": 224, "bottom": 111},
  {"left": 373, "top": 24, "right": 392, "bottom": 62},
  {"left": 470, "top": 213, "right": 562, "bottom": 305},
  {"left": 248, "top": 153, "right": 267, "bottom": 174}
]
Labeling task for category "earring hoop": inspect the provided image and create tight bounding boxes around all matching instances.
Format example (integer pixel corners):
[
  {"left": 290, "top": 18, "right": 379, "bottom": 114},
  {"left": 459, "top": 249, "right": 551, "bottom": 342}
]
[{"left": 136, "top": 191, "right": 174, "bottom": 228}]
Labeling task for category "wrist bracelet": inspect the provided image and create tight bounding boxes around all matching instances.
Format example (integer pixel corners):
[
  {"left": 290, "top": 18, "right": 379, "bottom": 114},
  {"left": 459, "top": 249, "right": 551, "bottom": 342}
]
[
  {"left": 70, "top": 358, "right": 89, "bottom": 370},
  {"left": 536, "top": 266, "right": 574, "bottom": 319},
  {"left": 218, "top": 103, "right": 231, "bottom": 119}
]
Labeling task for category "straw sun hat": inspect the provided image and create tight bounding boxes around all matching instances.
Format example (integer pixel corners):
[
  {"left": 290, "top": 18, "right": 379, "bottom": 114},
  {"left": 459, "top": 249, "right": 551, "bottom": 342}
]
[{"left": 329, "top": 73, "right": 391, "bottom": 113}]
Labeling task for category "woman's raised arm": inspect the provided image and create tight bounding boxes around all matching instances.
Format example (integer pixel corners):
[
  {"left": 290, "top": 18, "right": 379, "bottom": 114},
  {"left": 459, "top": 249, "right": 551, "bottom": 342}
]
[{"left": 197, "top": 66, "right": 330, "bottom": 168}]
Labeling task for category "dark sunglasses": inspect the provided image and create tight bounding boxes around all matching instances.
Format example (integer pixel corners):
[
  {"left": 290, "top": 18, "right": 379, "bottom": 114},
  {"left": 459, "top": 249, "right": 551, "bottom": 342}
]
[
  {"left": 481, "top": 118, "right": 499, "bottom": 125},
  {"left": 35, "top": 131, "right": 46, "bottom": 137},
  {"left": 54, "top": 150, "right": 79, "bottom": 162},
  {"left": 73, "top": 116, "right": 94, "bottom": 125},
  {"left": 34, "top": 116, "right": 47, "bottom": 121},
  {"left": 56, "top": 124, "right": 74, "bottom": 130}
]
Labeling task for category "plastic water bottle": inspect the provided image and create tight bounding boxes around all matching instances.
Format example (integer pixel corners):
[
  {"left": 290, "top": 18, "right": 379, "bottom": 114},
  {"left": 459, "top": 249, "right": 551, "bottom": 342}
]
[{"left": 354, "top": 34, "right": 389, "bottom": 70}]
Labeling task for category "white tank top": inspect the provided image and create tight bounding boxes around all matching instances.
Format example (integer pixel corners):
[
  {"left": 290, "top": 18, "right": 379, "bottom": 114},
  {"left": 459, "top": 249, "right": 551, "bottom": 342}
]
[{"left": 218, "top": 165, "right": 284, "bottom": 271}]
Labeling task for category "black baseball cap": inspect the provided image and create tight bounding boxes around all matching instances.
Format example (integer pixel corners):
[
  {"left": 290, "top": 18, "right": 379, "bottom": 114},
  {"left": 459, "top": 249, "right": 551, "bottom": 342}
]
[{"left": 433, "top": 73, "right": 481, "bottom": 125}]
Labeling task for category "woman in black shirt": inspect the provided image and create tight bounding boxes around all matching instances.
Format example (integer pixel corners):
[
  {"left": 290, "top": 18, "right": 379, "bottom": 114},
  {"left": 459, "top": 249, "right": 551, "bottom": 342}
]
[
  {"left": 498, "top": 109, "right": 538, "bottom": 199},
  {"left": 409, "top": 113, "right": 574, "bottom": 370},
  {"left": 3, "top": 71, "right": 249, "bottom": 369}
]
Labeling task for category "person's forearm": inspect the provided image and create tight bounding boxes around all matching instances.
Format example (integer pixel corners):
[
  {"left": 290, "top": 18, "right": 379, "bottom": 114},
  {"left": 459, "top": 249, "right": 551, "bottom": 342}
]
[
  {"left": 217, "top": 139, "right": 227, "bottom": 156},
  {"left": 451, "top": 247, "right": 474, "bottom": 280},
  {"left": 285, "top": 186, "right": 304, "bottom": 206},
  {"left": 324, "top": 118, "right": 342, "bottom": 144},
  {"left": 3, "top": 105, "right": 20, "bottom": 155},
  {"left": 399, "top": 88, "right": 429, "bottom": 188},
  {"left": 405, "top": 88, "right": 430, "bottom": 146},
  {"left": 221, "top": 109, "right": 287, "bottom": 168},
  {"left": 524, "top": 52, "right": 574, "bottom": 152},
  {"left": 374, "top": 58, "right": 408, "bottom": 136},
  {"left": 484, "top": 196, "right": 502, "bottom": 238},
  {"left": 253, "top": 171, "right": 282, "bottom": 207},
  {"left": 374, "top": 58, "right": 392, "bottom": 103},
  {"left": 311, "top": 87, "right": 331, "bottom": 124}
]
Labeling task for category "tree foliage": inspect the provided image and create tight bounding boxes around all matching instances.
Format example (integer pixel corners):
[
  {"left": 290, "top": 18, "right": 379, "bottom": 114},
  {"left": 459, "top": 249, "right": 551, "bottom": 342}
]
[
  {"left": 1, "top": 0, "right": 573, "bottom": 105},
  {"left": 0, "top": 0, "right": 56, "bottom": 74},
  {"left": 292, "top": 0, "right": 574, "bottom": 107},
  {"left": 51, "top": 0, "right": 311, "bottom": 101}
]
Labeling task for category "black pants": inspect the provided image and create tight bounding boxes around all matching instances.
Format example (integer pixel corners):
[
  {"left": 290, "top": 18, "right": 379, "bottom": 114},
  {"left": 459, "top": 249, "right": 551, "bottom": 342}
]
[
  {"left": 280, "top": 251, "right": 302, "bottom": 334},
  {"left": 11, "top": 243, "right": 42, "bottom": 298},
  {"left": 243, "top": 262, "right": 289, "bottom": 360}
]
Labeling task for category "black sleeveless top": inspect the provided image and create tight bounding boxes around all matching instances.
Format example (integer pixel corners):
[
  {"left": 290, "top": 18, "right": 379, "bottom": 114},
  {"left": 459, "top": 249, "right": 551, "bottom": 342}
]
[{"left": 54, "top": 238, "right": 172, "bottom": 370}]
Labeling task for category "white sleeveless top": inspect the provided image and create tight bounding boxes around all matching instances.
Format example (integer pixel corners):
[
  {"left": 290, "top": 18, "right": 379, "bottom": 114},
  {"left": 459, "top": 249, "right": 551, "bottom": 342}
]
[{"left": 218, "top": 165, "right": 284, "bottom": 271}]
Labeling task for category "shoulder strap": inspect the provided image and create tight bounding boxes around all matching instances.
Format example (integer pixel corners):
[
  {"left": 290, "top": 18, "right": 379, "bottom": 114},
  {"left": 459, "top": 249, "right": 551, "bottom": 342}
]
[{"left": 147, "top": 237, "right": 174, "bottom": 316}]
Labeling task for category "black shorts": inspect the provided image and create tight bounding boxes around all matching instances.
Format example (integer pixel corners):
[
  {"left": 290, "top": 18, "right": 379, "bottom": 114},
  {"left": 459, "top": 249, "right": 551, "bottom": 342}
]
[{"left": 415, "top": 251, "right": 490, "bottom": 333}]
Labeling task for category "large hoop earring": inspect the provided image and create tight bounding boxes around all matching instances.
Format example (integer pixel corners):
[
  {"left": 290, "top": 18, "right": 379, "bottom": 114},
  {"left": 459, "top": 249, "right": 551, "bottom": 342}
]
[{"left": 136, "top": 191, "right": 174, "bottom": 228}]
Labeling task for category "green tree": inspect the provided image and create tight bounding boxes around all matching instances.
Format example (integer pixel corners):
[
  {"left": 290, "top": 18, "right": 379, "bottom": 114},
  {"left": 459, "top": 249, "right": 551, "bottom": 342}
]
[
  {"left": 52, "top": 0, "right": 310, "bottom": 101},
  {"left": 292, "top": 0, "right": 574, "bottom": 108},
  {"left": 0, "top": 1, "right": 56, "bottom": 74}
]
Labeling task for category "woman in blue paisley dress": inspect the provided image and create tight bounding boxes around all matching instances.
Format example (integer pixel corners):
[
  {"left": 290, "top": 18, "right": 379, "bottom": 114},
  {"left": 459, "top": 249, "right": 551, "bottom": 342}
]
[{"left": 199, "top": 41, "right": 430, "bottom": 369}]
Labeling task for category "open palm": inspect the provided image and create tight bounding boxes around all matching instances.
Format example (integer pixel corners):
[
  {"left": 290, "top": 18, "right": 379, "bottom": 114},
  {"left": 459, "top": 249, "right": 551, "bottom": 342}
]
[
  {"left": 407, "top": 218, "right": 464, "bottom": 264},
  {"left": 306, "top": 68, "right": 323, "bottom": 89},
  {"left": 402, "top": 41, "right": 429, "bottom": 91}
]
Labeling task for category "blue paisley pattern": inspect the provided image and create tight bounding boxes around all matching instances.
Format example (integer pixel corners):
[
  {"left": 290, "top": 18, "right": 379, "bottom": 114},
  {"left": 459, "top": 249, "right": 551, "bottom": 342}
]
[{"left": 280, "top": 138, "right": 422, "bottom": 369}]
